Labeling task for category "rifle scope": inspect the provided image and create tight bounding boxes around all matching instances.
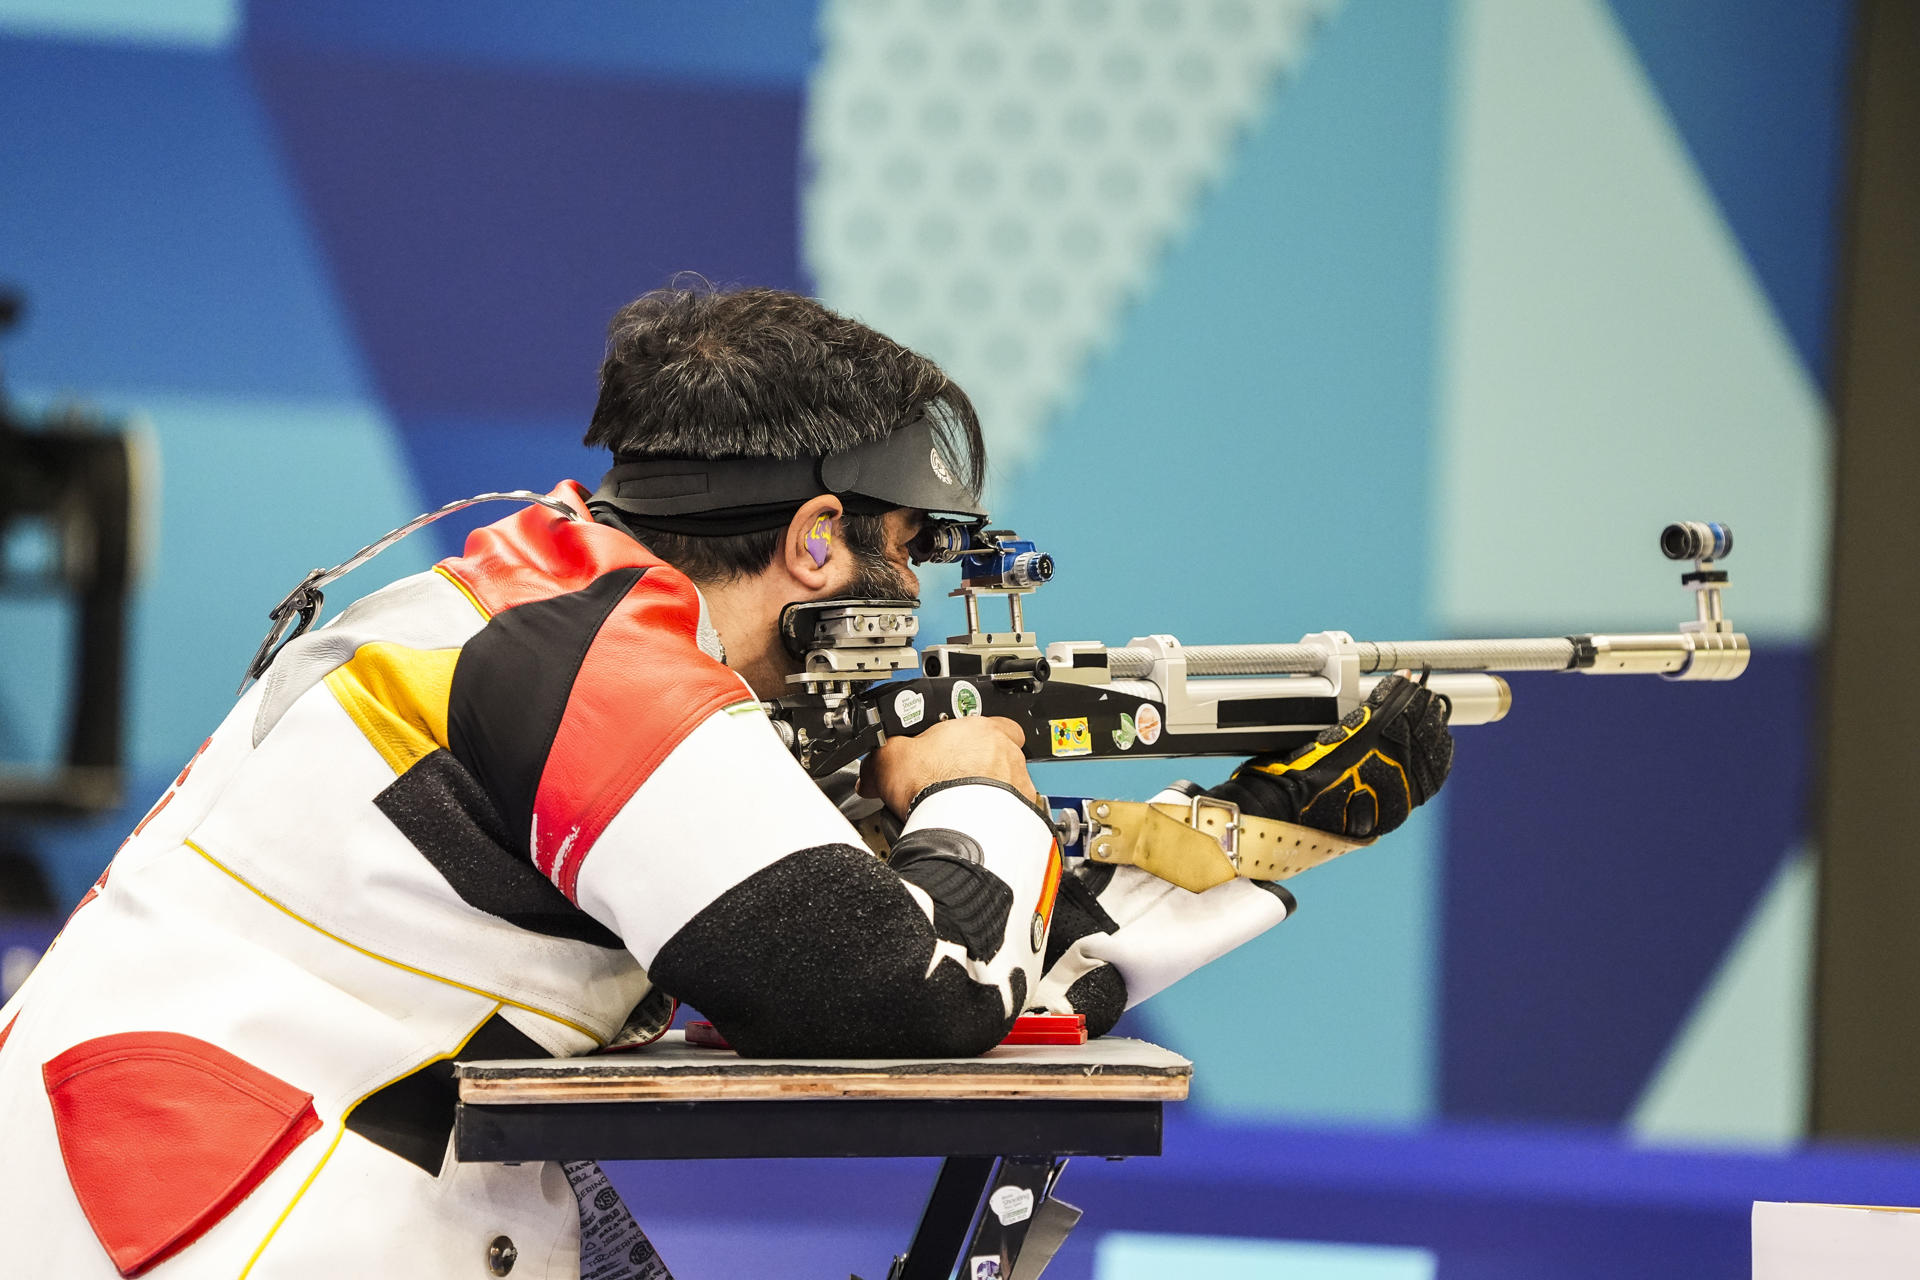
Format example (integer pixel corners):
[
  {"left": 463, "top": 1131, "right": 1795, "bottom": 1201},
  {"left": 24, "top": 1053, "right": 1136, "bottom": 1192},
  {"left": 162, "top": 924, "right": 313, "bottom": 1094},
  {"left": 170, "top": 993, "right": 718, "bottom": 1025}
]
[{"left": 918, "top": 523, "right": 1055, "bottom": 590}]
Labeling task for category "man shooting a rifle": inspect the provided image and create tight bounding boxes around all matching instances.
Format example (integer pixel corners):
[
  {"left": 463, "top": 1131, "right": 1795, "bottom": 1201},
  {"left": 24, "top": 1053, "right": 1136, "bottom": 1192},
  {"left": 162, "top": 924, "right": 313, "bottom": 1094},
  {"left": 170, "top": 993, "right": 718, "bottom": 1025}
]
[{"left": 0, "top": 285, "right": 1453, "bottom": 1278}]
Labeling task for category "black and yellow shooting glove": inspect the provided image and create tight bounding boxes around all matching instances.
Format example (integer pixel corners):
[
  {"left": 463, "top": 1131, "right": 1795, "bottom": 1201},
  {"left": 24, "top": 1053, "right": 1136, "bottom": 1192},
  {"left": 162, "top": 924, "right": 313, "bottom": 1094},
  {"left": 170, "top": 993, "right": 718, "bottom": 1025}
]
[{"left": 1206, "top": 673, "right": 1454, "bottom": 838}]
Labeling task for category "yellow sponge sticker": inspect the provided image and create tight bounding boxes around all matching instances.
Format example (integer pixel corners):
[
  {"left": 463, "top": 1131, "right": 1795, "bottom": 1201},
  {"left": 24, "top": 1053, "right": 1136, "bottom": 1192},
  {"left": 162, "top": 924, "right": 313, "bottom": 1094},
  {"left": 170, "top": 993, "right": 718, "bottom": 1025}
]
[{"left": 1049, "top": 717, "right": 1092, "bottom": 758}]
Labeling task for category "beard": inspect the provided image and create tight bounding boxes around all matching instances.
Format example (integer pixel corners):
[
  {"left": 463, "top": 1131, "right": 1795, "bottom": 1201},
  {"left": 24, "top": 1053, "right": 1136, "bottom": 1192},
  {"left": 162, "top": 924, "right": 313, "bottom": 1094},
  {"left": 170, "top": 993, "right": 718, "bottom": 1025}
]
[{"left": 835, "top": 542, "right": 919, "bottom": 606}]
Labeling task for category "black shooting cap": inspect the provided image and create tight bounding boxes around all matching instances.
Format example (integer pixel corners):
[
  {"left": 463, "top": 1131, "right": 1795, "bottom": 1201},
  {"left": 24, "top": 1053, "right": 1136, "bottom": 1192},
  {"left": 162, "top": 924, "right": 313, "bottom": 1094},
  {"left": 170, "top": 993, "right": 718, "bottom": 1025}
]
[{"left": 588, "top": 410, "right": 987, "bottom": 535}]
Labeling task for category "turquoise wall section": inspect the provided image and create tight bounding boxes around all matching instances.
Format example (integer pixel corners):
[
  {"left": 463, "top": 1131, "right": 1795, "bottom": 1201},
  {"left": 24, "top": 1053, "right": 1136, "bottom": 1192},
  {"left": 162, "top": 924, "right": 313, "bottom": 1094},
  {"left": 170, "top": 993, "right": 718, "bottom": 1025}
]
[{"left": 999, "top": 0, "right": 1450, "bottom": 1123}]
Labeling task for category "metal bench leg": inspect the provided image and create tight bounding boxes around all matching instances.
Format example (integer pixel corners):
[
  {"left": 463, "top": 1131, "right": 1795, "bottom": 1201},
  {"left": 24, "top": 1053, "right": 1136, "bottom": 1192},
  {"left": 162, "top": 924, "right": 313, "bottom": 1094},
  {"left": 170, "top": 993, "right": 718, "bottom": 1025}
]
[
  {"left": 957, "top": 1157, "right": 1074, "bottom": 1280},
  {"left": 889, "top": 1156, "right": 996, "bottom": 1280}
]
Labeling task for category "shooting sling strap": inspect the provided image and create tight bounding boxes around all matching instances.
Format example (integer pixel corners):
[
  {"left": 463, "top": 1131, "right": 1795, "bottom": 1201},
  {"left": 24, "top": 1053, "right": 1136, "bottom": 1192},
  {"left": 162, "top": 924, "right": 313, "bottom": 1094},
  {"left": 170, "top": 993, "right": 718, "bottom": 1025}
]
[{"left": 1082, "top": 796, "right": 1373, "bottom": 894}]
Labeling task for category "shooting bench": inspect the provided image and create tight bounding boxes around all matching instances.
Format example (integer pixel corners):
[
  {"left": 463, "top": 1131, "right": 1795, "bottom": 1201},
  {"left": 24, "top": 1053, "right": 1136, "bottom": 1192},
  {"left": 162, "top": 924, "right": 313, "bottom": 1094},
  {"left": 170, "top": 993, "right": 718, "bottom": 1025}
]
[{"left": 454, "top": 1032, "right": 1191, "bottom": 1279}]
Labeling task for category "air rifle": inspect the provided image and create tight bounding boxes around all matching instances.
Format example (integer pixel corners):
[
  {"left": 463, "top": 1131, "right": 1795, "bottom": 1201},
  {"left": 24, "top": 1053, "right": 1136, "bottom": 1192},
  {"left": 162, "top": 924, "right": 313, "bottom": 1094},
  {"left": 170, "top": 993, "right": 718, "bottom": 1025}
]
[{"left": 767, "top": 521, "right": 1748, "bottom": 890}]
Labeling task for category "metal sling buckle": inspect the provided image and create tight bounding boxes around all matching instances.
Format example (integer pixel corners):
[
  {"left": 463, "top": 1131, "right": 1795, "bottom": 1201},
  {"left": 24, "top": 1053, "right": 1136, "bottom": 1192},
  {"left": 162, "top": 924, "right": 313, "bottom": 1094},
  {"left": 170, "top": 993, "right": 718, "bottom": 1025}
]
[
  {"left": 1189, "top": 794, "right": 1242, "bottom": 865},
  {"left": 236, "top": 490, "right": 582, "bottom": 695},
  {"left": 242, "top": 569, "right": 328, "bottom": 689}
]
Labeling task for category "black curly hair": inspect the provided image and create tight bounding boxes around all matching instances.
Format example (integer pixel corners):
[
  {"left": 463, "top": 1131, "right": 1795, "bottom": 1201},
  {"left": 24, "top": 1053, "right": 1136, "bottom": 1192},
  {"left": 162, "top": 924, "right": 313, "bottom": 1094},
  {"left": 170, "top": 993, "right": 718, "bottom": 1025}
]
[{"left": 584, "top": 282, "right": 984, "bottom": 583}]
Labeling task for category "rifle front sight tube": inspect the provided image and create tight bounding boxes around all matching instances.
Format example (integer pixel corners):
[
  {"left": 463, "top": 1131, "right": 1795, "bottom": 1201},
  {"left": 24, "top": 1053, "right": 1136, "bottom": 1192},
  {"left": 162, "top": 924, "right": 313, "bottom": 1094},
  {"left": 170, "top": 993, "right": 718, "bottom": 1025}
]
[{"left": 1106, "top": 637, "right": 1582, "bottom": 679}]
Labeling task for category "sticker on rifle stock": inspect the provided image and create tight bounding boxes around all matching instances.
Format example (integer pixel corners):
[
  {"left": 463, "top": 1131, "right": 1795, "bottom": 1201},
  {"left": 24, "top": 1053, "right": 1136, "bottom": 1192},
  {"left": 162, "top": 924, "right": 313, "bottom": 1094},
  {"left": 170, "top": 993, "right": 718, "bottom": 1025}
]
[
  {"left": 969, "top": 1257, "right": 1003, "bottom": 1280},
  {"left": 988, "top": 1184, "right": 1035, "bottom": 1226},
  {"left": 1112, "top": 712, "right": 1137, "bottom": 751},
  {"left": 893, "top": 688, "right": 925, "bottom": 728},
  {"left": 1134, "top": 703, "right": 1163, "bottom": 746},
  {"left": 951, "top": 680, "right": 982, "bottom": 718},
  {"left": 1049, "top": 717, "right": 1092, "bottom": 757}
]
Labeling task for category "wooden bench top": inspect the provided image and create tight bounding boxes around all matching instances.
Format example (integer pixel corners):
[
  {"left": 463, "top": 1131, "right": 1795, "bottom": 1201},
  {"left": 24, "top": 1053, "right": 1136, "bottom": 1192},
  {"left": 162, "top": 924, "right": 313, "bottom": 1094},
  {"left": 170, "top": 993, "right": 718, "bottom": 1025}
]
[{"left": 456, "top": 1032, "right": 1192, "bottom": 1104}]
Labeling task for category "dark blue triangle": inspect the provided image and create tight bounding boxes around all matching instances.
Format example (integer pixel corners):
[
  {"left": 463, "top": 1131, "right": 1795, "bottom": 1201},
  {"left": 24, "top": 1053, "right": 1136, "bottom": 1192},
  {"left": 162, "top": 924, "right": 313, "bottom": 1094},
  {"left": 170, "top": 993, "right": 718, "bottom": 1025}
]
[
  {"left": 245, "top": 39, "right": 805, "bottom": 422},
  {"left": 389, "top": 411, "right": 607, "bottom": 559},
  {"left": 244, "top": 0, "right": 820, "bottom": 88},
  {"left": 1605, "top": 0, "right": 1854, "bottom": 389},
  {"left": 1440, "top": 646, "right": 1814, "bottom": 1127}
]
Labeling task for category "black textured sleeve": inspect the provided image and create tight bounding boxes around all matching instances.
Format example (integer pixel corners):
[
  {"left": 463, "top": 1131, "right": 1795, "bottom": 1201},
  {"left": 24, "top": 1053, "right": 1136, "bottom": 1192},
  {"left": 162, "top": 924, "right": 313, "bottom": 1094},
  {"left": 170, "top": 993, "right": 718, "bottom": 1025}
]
[
  {"left": 1063, "top": 966, "right": 1127, "bottom": 1040},
  {"left": 1043, "top": 864, "right": 1120, "bottom": 971},
  {"left": 649, "top": 844, "right": 1022, "bottom": 1058}
]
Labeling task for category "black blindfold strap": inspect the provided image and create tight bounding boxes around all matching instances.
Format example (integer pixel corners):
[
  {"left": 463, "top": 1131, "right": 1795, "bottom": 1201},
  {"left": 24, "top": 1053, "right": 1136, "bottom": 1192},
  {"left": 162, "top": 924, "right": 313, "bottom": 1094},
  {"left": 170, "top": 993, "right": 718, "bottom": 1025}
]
[
  {"left": 595, "top": 456, "right": 821, "bottom": 518},
  {"left": 592, "top": 497, "right": 892, "bottom": 539},
  {"left": 590, "top": 412, "right": 987, "bottom": 526}
]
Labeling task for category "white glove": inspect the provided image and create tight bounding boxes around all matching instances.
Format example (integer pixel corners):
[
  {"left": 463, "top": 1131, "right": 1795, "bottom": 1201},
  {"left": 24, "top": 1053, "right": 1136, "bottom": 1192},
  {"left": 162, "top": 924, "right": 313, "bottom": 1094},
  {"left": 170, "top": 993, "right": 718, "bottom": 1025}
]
[{"left": 1029, "top": 786, "right": 1294, "bottom": 1036}]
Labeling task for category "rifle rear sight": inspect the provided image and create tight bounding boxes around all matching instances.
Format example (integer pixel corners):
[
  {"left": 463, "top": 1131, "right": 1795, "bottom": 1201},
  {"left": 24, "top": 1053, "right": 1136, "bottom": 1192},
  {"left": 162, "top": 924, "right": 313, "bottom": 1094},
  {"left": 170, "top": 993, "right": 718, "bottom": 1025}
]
[{"left": 914, "top": 527, "right": 1056, "bottom": 687}]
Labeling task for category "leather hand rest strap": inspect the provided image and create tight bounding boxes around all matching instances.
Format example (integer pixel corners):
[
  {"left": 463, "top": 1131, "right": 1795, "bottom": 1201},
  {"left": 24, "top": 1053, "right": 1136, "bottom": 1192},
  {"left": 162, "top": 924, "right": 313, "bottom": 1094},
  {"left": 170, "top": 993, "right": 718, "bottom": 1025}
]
[{"left": 1085, "top": 800, "right": 1372, "bottom": 893}]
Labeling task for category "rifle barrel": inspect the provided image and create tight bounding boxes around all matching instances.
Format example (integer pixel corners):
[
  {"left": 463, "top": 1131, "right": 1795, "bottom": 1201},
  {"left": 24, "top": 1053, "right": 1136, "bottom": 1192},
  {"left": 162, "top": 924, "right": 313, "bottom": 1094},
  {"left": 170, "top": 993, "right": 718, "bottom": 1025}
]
[{"left": 1106, "top": 637, "right": 1583, "bottom": 678}]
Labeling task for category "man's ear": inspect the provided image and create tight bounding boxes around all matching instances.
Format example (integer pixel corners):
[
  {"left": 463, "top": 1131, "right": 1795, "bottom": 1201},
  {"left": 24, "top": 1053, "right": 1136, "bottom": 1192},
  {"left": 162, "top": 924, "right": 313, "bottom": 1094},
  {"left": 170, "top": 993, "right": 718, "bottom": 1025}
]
[{"left": 781, "top": 496, "right": 843, "bottom": 590}]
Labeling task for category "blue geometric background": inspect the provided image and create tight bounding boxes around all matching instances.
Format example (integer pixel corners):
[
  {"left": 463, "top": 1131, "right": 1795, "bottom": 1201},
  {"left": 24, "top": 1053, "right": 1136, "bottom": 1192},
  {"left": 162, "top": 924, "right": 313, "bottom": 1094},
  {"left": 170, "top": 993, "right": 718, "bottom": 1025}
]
[
  {"left": 0, "top": 1, "right": 1870, "bottom": 1275},
  {"left": 1005, "top": 0, "right": 1452, "bottom": 1125},
  {"left": 1609, "top": 0, "right": 1852, "bottom": 384}
]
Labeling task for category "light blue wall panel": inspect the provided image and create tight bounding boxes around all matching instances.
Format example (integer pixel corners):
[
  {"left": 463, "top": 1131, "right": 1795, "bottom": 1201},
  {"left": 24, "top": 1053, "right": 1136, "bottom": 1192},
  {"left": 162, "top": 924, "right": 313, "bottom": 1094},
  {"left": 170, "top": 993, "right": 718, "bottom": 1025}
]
[
  {"left": 0, "top": 597, "right": 67, "bottom": 769},
  {"left": 1000, "top": 0, "right": 1450, "bottom": 1123},
  {"left": 1435, "top": 0, "right": 1828, "bottom": 643},
  {"left": 0, "top": 0, "right": 235, "bottom": 46},
  {"left": 1098, "top": 1231, "right": 1435, "bottom": 1280}
]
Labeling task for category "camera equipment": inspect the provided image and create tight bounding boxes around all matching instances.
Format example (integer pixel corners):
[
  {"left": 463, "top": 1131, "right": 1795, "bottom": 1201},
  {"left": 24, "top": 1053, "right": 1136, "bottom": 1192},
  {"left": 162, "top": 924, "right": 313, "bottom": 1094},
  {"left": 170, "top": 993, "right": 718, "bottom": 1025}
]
[{"left": 0, "top": 291, "right": 152, "bottom": 815}]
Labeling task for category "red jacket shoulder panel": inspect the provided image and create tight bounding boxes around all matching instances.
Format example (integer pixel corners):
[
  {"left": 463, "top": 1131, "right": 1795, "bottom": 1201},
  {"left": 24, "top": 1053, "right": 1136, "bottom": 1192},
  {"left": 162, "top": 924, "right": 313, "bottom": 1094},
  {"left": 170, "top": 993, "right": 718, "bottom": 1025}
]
[
  {"left": 439, "top": 481, "right": 670, "bottom": 616},
  {"left": 533, "top": 566, "right": 753, "bottom": 897},
  {"left": 437, "top": 485, "right": 755, "bottom": 899}
]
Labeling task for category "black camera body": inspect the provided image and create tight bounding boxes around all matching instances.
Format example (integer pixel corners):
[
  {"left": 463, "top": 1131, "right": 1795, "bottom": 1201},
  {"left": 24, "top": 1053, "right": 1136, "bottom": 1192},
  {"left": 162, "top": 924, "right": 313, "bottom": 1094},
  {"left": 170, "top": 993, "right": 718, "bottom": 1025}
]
[{"left": 0, "top": 291, "right": 143, "bottom": 816}]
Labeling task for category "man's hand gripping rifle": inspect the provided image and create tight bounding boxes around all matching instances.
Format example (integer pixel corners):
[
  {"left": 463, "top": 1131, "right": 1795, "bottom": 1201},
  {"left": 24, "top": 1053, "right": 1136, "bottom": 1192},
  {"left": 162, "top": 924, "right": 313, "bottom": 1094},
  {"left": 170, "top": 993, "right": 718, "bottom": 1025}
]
[{"left": 767, "top": 520, "right": 1748, "bottom": 892}]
